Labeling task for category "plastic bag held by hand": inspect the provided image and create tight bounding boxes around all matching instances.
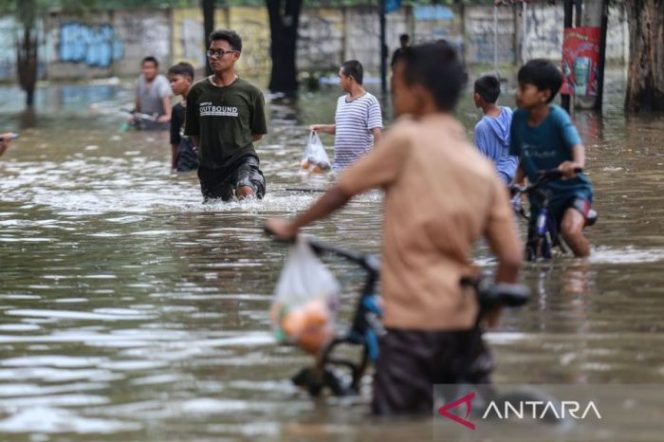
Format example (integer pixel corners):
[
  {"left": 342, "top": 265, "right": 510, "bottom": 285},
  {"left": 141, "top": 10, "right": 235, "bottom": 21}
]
[
  {"left": 270, "top": 236, "right": 340, "bottom": 354},
  {"left": 300, "top": 130, "right": 331, "bottom": 173}
]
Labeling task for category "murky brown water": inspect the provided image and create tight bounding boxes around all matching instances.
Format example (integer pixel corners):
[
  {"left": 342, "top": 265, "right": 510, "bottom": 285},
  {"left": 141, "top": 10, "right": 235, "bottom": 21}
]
[{"left": 1, "top": 71, "right": 664, "bottom": 441}]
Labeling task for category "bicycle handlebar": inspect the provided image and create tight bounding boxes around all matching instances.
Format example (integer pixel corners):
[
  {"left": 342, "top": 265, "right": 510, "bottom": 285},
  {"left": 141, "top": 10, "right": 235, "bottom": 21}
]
[
  {"left": 510, "top": 167, "right": 583, "bottom": 196},
  {"left": 461, "top": 277, "right": 530, "bottom": 313}
]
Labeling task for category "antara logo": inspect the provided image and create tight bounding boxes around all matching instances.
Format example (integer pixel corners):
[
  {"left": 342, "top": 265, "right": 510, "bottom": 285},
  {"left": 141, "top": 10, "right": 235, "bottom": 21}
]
[
  {"left": 437, "top": 392, "right": 476, "bottom": 430},
  {"left": 437, "top": 391, "right": 603, "bottom": 430},
  {"left": 482, "top": 400, "right": 602, "bottom": 420}
]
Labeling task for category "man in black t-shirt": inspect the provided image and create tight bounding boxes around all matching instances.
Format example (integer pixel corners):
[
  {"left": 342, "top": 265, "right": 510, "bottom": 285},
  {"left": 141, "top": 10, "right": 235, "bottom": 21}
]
[
  {"left": 184, "top": 29, "right": 267, "bottom": 201},
  {"left": 168, "top": 62, "right": 198, "bottom": 172}
]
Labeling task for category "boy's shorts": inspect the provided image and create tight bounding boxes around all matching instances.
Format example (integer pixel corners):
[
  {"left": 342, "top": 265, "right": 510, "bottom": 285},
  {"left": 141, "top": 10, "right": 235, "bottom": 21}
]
[
  {"left": 531, "top": 195, "right": 592, "bottom": 231},
  {"left": 197, "top": 155, "right": 266, "bottom": 201},
  {"left": 371, "top": 327, "right": 494, "bottom": 416},
  {"left": 175, "top": 138, "right": 199, "bottom": 172}
]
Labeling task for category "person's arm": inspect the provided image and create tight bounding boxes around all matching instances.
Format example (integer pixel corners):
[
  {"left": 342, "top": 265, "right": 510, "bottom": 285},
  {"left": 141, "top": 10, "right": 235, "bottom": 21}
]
[
  {"left": 367, "top": 97, "right": 384, "bottom": 145},
  {"left": 0, "top": 132, "right": 16, "bottom": 156},
  {"left": 309, "top": 124, "right": 335, "bottom": 135},
  {"left": 170, "top": 144, "right": 178, "bottom": 170},
  {"left": 250, "top": 90, "right": 267, "bottom": 144},
  {"left": 169, "top": 109, "right": 179, "bottom": 170},
  {"left": 558, "top": 144, "right": 585, "bottom": 178},
  {"left": 474, "top": 124, "right": 490, "bottom": 156},
  {"left": 134, "top": 80, "right": 141, "bottom": 113},
  {"left": 266, "top": 124, "right": 407, "bottom": 240},
  {"left": 512, "top": 163, "right": 526, "bottom": 185},
  {"left": 482, "top": 180, "right": 523, "bottom": 327},
  {"left": 265, "top": 185, "right": 352, "bottom": 240},
  {"left": 557, "top": 110, "right": 585, "bottom": 178},
  {"left": 158, "top": 95, "right": 172, "bottom": 123},
  {"left": 184, "top": 86, "right": 200, "bottom": 143},
  {"left": 371, "top": 127, "right": 382, "bottom": 144}
]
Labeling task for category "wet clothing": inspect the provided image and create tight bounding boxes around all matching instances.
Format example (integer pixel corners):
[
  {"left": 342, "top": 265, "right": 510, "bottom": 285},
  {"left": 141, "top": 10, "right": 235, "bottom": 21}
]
[
  {"left": 333, "top": 92, "right": 383, "bottom": 171},
  {"left": 509, "top": 105, "right": 593, "bottom": 208},
  {"left": 184, "top": 76, "right": 267, "bottom": 200},
  {"left": 197, "top": 154, "right": 265, "bottom": 201},
  {"left": 338, "top": 114, "right": 518, "bottom": 331},
  {"left": 170, "top": 102, "right": 198, "bottom": 172},
  {"left": 530, "top": 196, "right": 592, "bottom": 238},
  {"left": 136, "top": 74, "right": 170, "bottom": 119},
  {"left": 184, "top": 77, "right": 267, "bottom": 170},
  {"left": 372, "top": 327, "right": 493, "bottom": 415},
  {"left": 474, "top": 106, "right": 518, "bottom": 184}
]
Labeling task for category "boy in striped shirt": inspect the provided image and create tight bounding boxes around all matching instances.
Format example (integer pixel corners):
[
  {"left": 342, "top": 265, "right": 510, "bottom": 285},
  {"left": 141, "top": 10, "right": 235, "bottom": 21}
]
[{"left": 310, "top": 60, "right": 383, "bottom": 171}]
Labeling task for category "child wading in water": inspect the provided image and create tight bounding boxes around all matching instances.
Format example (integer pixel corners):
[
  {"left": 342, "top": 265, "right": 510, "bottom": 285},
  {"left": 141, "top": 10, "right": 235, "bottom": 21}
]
[{"left": 266, "top": 41, "right": 522, "bottom": 415}]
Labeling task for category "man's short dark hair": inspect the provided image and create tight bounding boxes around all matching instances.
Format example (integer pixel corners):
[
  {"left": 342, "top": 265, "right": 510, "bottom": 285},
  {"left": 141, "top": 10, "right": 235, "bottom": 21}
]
[
  {"left": 400, "top": 33, "right": 410, "bottom": 44},
  {"left": 142, "top": 56, "right": 159, "bottom": 67},
  {"left": 209, "top": 29, "right": 242, "bottom": 52},
  {"left": 517, "top": 59, "right": 562, "bottom": 103},
  {"left": 342, "top": 60, "right": 363, "bottom": 85},
  {"left": 168, "top": 62, "right": 195, "bottom": 80},
  {"left": 474, "top": 75, "right": 501, "bottom": 103},
  {"left": 399, "top": 40, "right": 467, "bottom": 112}
]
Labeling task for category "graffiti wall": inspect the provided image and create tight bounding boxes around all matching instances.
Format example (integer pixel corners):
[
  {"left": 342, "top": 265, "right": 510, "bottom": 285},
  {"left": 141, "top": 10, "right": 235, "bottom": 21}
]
[
  {"left": 112, "top": 10, "right": 171, "bottom": 77},
  {"left": 465, "top": 6, "right": 515, "bottom": 65},
  {"left": 57, "top": 22, "right": 124, "bottom": 68},
  {"left": 297, "top": 8, "right": 344, "bottom": 71},
  {"left": 0, "top": 16, "right": 17, "bottom": 80},
  {"left": 0, "top": 4, "right": 631, "bottom": 82}
]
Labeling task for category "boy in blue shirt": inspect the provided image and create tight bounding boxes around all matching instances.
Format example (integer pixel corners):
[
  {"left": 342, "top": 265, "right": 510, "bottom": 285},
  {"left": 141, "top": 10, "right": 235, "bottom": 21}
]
[
  {"left": 510, "top": 59, "right": 593, "bottom": 257},
  {"left": 473, "top": 75, "right": 518, "bottom": 184}
]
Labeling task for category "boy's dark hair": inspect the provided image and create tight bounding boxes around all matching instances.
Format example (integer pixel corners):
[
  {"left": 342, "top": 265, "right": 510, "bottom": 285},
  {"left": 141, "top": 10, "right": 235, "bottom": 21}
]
[
  {"left": 399, "top": 40, "right": 467, "bottom": 112},
  {"left": 474, "top": 75, "right": 501, "bottom": 103},
  {"left": 517, "top": 59, "right": 563, "bottom": 103},
  {"left": 399, "top": 33, "right": 410, "bottom": 45},
  {"left": 209, "top": 29, "right": 242, "bottom": 52},
  {"left": 168, "top": 62, "right": 195, "bottom": 81},
  {"left": 341, "top": 60, "right": 364, "bottom": 85},
  {"left": 142, "top": 56, "right": 159, "bottom": 67}
]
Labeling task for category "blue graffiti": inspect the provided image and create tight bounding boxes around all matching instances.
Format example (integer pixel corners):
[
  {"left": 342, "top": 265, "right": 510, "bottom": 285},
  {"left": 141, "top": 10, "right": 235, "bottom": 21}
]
[
  {"left": 59, "top": 22, "right": 124, "bottom": 68},
  {"left": 414, "top": 5, "right": 455, "bottom": 21}
]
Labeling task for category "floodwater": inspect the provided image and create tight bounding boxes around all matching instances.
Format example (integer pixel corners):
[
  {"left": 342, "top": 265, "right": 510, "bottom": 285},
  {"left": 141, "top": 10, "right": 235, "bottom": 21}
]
[{"left": 1, "top": 71, "right": 664, "bottom": 441}]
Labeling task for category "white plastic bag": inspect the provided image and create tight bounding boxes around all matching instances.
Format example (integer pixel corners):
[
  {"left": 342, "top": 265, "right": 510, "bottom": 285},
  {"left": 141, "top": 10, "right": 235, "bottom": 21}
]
[
  {"left": 301, "top": 130, "right": 331, "bottom": 172},
  {"left": 270, "top": 236, "right": 340, "bottom": 353}
]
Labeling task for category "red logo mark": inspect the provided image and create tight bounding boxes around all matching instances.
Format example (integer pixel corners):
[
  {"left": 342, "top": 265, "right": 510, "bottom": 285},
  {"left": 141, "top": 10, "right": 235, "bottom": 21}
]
[{"left": 437, "top": 391, "right": 476, "bottom": 430}]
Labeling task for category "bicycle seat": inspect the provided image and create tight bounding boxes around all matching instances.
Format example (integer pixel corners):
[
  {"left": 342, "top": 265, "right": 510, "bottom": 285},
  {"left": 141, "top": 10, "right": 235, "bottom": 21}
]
[{"left": 585, "top": 209, "right": 598, "bottom": 227}]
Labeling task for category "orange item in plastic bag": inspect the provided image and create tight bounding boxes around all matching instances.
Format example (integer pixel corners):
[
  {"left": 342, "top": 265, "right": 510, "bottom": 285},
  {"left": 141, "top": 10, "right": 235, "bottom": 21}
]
[{"left": 278, "top": 298, "right": 334, "bottom": 354}]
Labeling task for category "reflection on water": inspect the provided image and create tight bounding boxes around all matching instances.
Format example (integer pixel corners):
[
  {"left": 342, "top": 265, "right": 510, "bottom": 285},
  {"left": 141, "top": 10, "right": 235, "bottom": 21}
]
[{"left": 2, "top": 71, "right": 664, "bottom": 440}]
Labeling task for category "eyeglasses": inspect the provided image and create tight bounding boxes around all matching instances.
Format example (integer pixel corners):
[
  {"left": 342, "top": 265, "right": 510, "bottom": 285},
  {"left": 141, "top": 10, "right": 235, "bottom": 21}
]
[{"left": 206, "top": 49, "right": 237, "bottom": 58}]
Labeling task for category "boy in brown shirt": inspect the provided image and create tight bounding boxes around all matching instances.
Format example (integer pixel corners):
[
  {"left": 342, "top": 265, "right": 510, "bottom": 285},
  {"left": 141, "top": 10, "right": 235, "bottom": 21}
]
[{"left": 265, "top": 41, "right": 522, "bottom": 415}]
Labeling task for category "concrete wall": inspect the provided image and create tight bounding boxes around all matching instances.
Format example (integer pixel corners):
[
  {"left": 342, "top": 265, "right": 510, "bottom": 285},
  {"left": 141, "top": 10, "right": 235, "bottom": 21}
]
[{"left": 0, "top": 3, "right": 630, "bottom": 82}]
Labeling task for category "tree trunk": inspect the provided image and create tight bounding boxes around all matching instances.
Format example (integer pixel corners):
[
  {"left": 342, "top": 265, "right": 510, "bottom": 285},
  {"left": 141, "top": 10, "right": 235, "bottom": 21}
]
[
  {"left": 266, "top": 0, "right": 303, "bottom": 97},
  {"left": 17, "top": 26, "right": 37, "bottom": 108},
  {"left": 202, "top": 0, "right": 215, "bottom": 76},
  {"left": 624, "top": 0, "right": 664, "bottom": 112}
]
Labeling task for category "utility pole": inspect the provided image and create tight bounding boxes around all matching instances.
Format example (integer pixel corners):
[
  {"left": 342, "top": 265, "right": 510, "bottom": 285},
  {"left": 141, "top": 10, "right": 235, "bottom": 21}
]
[
  {"left": 561, "top": 0, "right": 574, "bottom": 112},
  {"left": 379, "top": 0, "right": 387, "bottom": 95},
  {"left": 595, "top": 0, "right": 609, "bottom": 111}
]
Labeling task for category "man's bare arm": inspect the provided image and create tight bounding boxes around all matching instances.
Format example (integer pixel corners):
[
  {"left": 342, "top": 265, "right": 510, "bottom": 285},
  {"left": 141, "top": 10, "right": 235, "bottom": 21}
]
[
  {"left": 309, "top": 124, "right": 336, "bottom": 135},
  {"left": 265, "top": 185, "right": 352, "bottom": 240}
]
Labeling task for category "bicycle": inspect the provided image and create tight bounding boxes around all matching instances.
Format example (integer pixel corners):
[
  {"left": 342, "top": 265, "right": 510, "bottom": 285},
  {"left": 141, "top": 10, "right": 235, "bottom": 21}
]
[
  {"left": 278, "top": 236, "right": 530, "bottom": 398},
  {"left": 510, "top": 168, "right": 597, "bottom": 261}
]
